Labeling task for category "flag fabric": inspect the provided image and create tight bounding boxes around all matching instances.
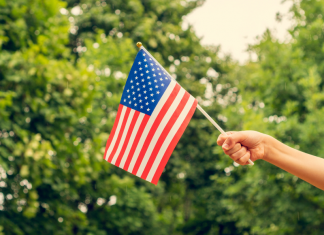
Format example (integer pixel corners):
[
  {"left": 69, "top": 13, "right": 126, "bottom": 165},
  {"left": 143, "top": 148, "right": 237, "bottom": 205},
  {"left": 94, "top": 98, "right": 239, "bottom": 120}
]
[{"left": 104, "top": 48, "right": 197, "bottom": 185}]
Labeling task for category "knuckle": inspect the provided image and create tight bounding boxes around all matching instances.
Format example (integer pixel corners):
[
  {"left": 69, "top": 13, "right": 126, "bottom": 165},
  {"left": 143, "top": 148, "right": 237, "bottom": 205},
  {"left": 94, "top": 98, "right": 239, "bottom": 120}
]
[
  {"left": 217, "top": 138, "right": 223, "bottom": 146},
  {"left": 227, "top": 144, "right": 242, "bottom": 155},
  {"left": 240, "top": 153, "right": 250, "bottom": 165},
  {"left": 217, "top": 134, "right": 227, "bottom": 145},
  {"left": 237, "top": 157, "right": 246, "bottom": 164},
  {"left": 235, "top": 143, "right": 242, "bottom": 149},
  {"left": 230, "top": 153, "right": 240, "bottom": 161},
  {"left": 230, "top": 148, "right": 245, "bottom": 161},
  {"left": 226, "top": 136, "right": 233, "bottom": 144}
]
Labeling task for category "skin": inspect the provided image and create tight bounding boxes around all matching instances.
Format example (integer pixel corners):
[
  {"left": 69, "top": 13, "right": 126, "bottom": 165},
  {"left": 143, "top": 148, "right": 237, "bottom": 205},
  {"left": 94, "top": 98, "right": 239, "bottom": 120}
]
[{"left": 217, "top": 131, "right": 324, "bottom": 191}]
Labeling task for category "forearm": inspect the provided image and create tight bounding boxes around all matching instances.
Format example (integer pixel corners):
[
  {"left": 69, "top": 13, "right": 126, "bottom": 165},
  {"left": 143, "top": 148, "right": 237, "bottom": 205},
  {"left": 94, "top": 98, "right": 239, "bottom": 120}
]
[{"left": 263, "top": 135, "right": 324, "bottom": 190}]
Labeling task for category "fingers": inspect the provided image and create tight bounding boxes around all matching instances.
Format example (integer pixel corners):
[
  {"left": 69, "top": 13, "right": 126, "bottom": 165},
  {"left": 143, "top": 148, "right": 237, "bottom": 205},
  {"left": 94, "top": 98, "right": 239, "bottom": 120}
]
[
  {"left": 217, "top": 132, "right": 236, "bottom": 146},
  {"left": 222, "top": 132, "right": 248, "bottom": 151},
  {"left": 217, "top": 132, "right": 251, "bottom": 165},
  {"left": 235, "top": 151, "right": 251, "bottom": 165},
  {"left": 227, "top": 146, "right": 251, "bottom": 165},
  {"left": 217, "top": 131, "right": 252, "bottom": 165},
  {"left": 228, "top": 146, "right": 247, "bottom": 161},
  {"left": 223, "top": 143, "right": 241, "bottom": 156}
]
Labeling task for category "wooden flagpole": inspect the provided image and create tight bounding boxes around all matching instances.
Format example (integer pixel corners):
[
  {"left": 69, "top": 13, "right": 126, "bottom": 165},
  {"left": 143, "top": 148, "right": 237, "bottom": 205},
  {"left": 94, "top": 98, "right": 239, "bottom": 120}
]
[{"left": 136, "top": 42, "right": 254, "bottom": 166}]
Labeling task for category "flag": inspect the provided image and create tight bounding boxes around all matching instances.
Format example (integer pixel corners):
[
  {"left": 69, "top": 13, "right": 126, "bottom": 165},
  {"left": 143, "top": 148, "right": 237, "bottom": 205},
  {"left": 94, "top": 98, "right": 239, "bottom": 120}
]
[{"left": 103, "top": 48, "right": 197, "bottom": 185}]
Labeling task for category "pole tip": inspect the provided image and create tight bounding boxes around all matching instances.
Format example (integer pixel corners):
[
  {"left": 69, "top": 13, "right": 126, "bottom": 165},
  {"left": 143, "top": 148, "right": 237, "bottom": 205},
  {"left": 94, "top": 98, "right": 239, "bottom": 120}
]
[{"left": 136, "top": 42, "right": 142, "bottom": 48}]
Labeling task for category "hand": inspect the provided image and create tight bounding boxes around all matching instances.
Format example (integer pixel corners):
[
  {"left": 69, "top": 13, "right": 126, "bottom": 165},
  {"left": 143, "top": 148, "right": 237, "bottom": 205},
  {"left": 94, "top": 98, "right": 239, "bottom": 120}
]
[{"left": 217, "top": 131, "right": 267, "bottom": 165}]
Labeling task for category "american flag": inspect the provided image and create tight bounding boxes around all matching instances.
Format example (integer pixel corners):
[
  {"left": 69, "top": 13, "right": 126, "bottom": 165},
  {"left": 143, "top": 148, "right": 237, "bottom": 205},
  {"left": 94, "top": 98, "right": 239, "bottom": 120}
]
[{"left": 104, "top": 49, "right": 197, "bottom": 185}]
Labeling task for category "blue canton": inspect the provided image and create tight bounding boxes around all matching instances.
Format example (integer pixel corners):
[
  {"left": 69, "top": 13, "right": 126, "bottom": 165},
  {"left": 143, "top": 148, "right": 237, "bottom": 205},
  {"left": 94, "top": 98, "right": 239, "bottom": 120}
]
[{"left": 120, "top": 49, "right": 172, "bottom": 116}]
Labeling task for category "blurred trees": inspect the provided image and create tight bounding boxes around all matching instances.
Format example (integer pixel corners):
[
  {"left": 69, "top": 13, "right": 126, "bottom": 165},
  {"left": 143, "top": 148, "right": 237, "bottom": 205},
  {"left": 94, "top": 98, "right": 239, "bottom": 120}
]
[
  {"left": 0, "top": 0, "right": 324, "bottom": 234},
  {"left": 208, "top": 0, "right": 324, "bottom": 234}
]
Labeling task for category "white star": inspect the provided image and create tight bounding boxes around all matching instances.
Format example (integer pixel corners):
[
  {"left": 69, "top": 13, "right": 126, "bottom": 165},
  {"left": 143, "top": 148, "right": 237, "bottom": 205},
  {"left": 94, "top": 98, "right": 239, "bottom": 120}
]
[
  {"left": 150, "top": 63, "right": 153, "bottom": 66},
  {"left": 152, "top": 99, "right": 155, "bottom": 102},
  {"left": 145, "top": 96, "right": 148, "bottom": 99},
  {"left": 137, "top": 88, "right": 140, "bottom": 91},
  {"left": 147, "top": 76, "right": 150, "bottom": 79},
  {"left": 146, "top": 70, "right": 149, "bottom": 73},
  {"left": 132, "top": 92, "right": 135, "bottom": 94},
  {"left": 131, "top": 80, "right": 133, "bottom": 83},
  {"left": 146, "top": 102, "right": 149, "bottom": 105},
  {"left": 143, "top": 53, "right": 146, "bottom": 56},
  {"left": 124, "top": 99, "right": 126, "bottom": 102},
  {"left": 153, "top": 74, "right": 156, "bottom": 77},
  {"left": 152, "top": 68, "right": 155, "bottom": 71},
  {"left": 148, "top": 82, "right": 151, "bottom": 85},
  {"left": 161, "top": 84, "right": 164, "bottom": 86},
  {"left": 157, "top": 68, "right": 160, "bottom": 70},
  {"left": 160, "top": 78, "right": 163, "bottom": 81},
  {"left": 159, "top": 73, "right": 161, "bottom": 75},
  {"left": 133, "top": 97, "right": 136, "bottom": 100},
  {"left": 135, "top": 103, "right": 137, "bottom": 106},
  {"left": 140, "top": 106, "right": 143, "bottom": 109},
  {"left": 139, "top": 100, "right": 142, "bottom": 103},
  {"left": 142, "top": 79, "right": 144, "bottom": 82},
  {"left": 144, "top": 90, "right": 147, "bottom": 94},
  {"left": 154, "top": 80, "right": 157, "bottom": 82},
  {"left": 155, "top": 85, "right": 159, "bottom": 88},
  {"left": 157, "top": 91, "right": 160, "bottom": 94},
  {"left": 145, "top": 64, "right": 148, "bottom": 67},
  {"left": 139, "top": 67, "right": 142, "bottom": 70},
  {"left": 134, "top": 71, "right": 137, "bottom": 74},
  {"left": 147, "top": 108, "right": 150, "bottom": 111},
  {"left": 149, "top": 58, "right": 152, "bottom": 60},
  {"left": 138, "top": 94, "right": 141, "bottom": 97},
  {"left": 150, "top": 94, "right": 153, "bottom": 96},
  {"left": 131, "top": 86, "right": 134, "bottom": 89},
  {"left": 128, "top": 95, "right": 130, "bottom": 98},
  {"left": 140, "top": 73, "right": 143, "bottom": 76},
  {"left": 165, "top": 77, "right": 168, "bottom": 79},
  {"left": 129, "top": 101, "right": 131, "bottom": 104},
  {"left": 127, "top": 89, "right": 129, "bottom": 92},
  {"left": 149, "top": 88, "right": 152, "bottom": 91},
  {"left": 144, "top": 59, "right": 147, "bottom": 62},
  {"left": 136, "top": 82, "right": 139, "bottom": 85},
  {"left": 135, "top": 76, "right": 138, "bottom": 79},
  {"left": 138, "top": 62, "right": 141, "bottom": 65},
  {"left": 143, "top": 85, "right": 146, "bottom": 88}
]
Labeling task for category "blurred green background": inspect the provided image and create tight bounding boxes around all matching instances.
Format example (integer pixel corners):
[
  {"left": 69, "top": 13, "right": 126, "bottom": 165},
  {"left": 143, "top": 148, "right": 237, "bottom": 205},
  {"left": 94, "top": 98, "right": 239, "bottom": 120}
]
[{"left": 1, "top": 0, "right": 324, "bottom": 234}]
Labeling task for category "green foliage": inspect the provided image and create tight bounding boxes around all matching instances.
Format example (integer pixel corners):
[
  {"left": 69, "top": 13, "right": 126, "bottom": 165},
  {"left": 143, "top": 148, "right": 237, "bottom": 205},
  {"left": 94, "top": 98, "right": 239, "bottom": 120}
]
[{"left": 1, "top": 0, "right": 324, "bottom": 234}]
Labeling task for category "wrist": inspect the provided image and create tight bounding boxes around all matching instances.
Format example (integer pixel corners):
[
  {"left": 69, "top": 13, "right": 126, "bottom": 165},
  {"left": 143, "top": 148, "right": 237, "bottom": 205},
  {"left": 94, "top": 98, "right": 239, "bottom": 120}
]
[{"left": 262, "top": 134, "right": 276, "bottom": 162}]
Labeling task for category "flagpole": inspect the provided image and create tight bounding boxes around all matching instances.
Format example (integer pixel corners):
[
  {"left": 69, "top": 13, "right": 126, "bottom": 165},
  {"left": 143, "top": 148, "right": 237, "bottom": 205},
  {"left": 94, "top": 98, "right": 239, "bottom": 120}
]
[{"left": 136, "top": 42, "right": 254, "bottom": 166}]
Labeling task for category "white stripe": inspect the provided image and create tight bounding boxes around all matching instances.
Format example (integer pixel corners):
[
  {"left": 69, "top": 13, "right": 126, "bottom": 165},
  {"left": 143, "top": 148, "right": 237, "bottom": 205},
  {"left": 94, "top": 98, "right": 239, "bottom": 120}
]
[
  {"left": 111, "top": 109, "right": 135, "bottom": 164},
  {"left": 136, "top": 88, "right": 186, "bottom": 177},
  {"left": 105, "top": 106, "right": 127, "bottom": 161},
  {"left": 127, "top": 80, "right": 177, "bottom": 172},
  {"left": 119, "top": 112, "right": 145, "bottom": 168},
  {"left": 146, "top": 95, "right": 195, "bottom": 182}
]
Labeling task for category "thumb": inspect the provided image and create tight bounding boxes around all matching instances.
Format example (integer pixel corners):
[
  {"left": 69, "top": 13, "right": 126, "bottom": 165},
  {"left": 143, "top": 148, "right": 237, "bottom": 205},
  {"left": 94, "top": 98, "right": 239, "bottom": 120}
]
[{"left": 222, "top": 132, "right": 248, "bottom": 150}]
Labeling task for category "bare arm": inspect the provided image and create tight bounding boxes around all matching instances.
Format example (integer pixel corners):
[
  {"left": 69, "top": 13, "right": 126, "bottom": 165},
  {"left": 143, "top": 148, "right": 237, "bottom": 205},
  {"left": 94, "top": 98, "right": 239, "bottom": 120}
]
[{"left": 217, "top": 131, "right": 324, "bottom": 191}]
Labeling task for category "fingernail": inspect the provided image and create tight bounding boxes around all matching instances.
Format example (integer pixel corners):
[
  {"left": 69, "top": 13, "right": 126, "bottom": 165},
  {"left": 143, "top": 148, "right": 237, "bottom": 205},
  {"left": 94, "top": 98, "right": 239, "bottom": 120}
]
[{"left": 222, "top": 144, "right": 229, "bottom": 150}]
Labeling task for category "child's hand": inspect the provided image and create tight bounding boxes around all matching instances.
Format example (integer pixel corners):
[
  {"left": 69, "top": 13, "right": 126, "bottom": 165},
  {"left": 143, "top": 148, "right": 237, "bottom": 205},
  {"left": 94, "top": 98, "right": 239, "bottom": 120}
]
[{"left": 217, "top": 131, "right": 267, "bottom": 165}]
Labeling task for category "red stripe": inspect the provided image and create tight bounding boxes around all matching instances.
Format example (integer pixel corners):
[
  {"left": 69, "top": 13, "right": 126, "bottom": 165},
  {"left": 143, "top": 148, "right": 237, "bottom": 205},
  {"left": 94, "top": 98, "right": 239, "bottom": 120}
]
[
  {"left": 140, "top": 92, "right": 190, "bottom": 180},
  {"left": 107, "top": 107, "right": 131, "bottom": 163},
  {"left": 115, "top": 110, "right": 140, "bottom": 167},
  {"left": 131, "top": 84, "right": 181, "bottom": 175},
  {"left": 151, "top": 99, "right": 198, "bottom": 185},
  {"left": 103, "top": 104, "right": 123, "bottom": 161},
  {"left": 123, "top": 114, "right": 150, "bottom": 171}
]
